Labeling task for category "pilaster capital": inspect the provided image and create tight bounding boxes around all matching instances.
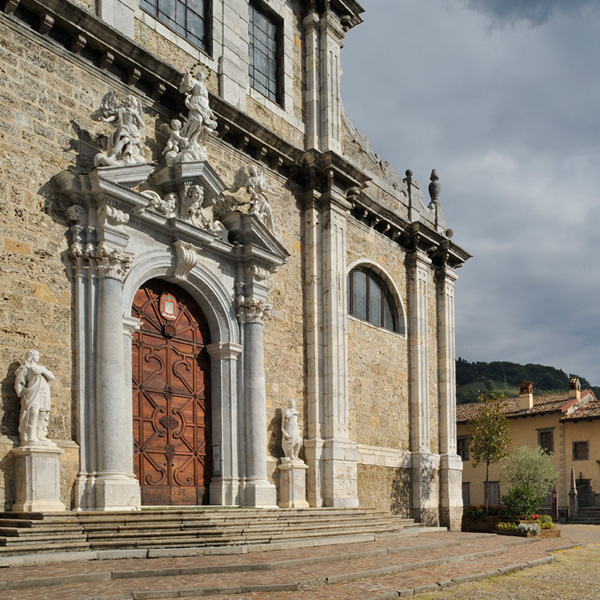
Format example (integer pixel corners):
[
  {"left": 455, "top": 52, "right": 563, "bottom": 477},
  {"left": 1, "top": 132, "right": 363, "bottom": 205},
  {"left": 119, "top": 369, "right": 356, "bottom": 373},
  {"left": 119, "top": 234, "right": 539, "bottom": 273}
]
[
  {"left": 407, "top": 249, "right": 432, "bottom": 272},
  {"left": 95, "top": 242, "right": 133, "bottom": 281},
  {"left": 435, "top": 264, "right": 459, "bottom": 285},
  {"left": 236, "top": 295, "right": 272, "bottom": 324},
  {"left": 205, "top": 342, "right": 243, "bottom": 360}
]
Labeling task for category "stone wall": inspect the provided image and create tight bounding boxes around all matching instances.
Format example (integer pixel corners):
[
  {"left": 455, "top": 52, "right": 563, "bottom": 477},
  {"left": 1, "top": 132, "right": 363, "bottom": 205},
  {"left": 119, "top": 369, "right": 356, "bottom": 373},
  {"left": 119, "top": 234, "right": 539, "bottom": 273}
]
[{"left": 357, "top": 464, "right": 412, "bottom": 517}]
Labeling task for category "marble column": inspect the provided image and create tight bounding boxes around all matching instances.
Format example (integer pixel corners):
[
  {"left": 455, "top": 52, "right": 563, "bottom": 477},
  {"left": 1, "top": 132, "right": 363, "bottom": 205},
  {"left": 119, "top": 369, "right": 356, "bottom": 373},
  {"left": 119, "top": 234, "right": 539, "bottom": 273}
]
[
  {"left": 436, "top": 265, "right": 462, "bottom": 530},
  {"left": 408, "top": 249, "right": 439, "bottom": 525},
  {"left": 237, "top": 296, "right": 277, "bottom": 507},
  {"left": 93, "top": 230, "right": 141, "bottom": 510}
]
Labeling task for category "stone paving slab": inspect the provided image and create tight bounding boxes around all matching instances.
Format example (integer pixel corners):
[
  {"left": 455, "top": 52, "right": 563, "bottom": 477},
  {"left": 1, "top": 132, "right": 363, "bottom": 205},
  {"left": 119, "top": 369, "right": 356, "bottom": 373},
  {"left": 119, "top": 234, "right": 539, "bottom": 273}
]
[{"left": 0, "top": 531, "right": 575, "bottom": 600}]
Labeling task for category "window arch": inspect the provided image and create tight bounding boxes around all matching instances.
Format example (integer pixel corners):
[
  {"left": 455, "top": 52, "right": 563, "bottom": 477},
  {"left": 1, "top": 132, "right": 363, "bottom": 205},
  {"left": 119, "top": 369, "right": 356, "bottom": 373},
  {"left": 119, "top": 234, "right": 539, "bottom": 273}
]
[{"left": 347, "top": 267, "right": 402, "bottom": 334}]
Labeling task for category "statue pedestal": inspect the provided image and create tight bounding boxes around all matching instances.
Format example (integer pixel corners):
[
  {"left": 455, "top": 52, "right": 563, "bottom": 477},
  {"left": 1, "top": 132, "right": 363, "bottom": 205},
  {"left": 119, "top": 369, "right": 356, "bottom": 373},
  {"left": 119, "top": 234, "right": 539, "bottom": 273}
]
[
  {"left": 278, "top": 459, "right": 309, "bottom": 509},
  {"left": 12, "top": 444, "right": 65, "bottom": 512}
]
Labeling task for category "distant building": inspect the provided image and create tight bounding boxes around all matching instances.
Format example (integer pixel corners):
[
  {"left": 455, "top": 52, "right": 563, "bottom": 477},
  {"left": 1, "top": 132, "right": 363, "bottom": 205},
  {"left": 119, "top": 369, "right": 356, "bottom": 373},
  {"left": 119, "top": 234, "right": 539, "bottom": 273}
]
[{"left": 457, "top": 378, "right": 600, "bottom": 516}]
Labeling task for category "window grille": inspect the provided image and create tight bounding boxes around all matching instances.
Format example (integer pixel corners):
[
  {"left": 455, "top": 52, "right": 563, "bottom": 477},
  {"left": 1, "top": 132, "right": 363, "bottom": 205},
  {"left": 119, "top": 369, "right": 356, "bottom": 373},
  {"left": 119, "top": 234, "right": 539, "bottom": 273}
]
[
  {"left": 348, "top": 268, "right": 400, "bottom": 334},
  {"left": 249, "top": 2, "right": 281, "bottom": 103},
  {"left": 140, "top": 0, "right": 210, "bottom": 52}
]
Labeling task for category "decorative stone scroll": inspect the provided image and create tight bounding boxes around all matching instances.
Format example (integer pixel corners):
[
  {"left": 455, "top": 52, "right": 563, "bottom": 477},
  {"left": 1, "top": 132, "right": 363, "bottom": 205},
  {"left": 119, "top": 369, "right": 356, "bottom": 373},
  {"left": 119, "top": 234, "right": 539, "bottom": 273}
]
[{"left": 91, "top": 91, "right": 146, "bottom": 167}]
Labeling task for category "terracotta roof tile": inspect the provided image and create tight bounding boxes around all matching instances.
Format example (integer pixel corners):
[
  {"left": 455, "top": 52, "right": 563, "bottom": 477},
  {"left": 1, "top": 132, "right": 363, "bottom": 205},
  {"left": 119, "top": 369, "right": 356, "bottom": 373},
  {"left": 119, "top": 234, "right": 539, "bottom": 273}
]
[{"left": 456, "top": 391, "right": 599, "bottom": 423}]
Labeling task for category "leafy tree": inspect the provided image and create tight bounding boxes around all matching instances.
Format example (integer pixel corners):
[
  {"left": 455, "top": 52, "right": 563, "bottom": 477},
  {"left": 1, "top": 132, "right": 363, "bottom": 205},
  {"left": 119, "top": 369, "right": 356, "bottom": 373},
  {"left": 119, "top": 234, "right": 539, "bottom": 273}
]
[
  {"left": 468, "top": 393, "right": 512, "bottom": 511},
  {"left": 500, "top": 445, "right": 557, "bottom": 514}
]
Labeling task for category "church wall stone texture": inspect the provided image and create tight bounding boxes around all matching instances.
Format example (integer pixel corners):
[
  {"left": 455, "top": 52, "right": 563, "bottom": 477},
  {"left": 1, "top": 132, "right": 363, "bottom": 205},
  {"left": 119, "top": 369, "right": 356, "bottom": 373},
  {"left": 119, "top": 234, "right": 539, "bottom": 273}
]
[{"left": 0, "top": 0, "right": 469, "bottom": 528}]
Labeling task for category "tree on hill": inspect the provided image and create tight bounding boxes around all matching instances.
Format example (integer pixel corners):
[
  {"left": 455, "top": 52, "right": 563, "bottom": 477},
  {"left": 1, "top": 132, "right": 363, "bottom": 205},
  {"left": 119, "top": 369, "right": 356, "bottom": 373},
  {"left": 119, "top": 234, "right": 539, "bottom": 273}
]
[{"left": 468, "top": 393, "right": 512, "bottom": 511}]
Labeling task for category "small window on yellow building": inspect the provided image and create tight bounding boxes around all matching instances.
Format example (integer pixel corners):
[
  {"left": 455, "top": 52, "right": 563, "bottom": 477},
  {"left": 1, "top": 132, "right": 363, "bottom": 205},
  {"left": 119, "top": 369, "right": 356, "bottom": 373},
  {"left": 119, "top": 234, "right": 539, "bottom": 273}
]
[
  {"left": 538, "top": 429, "right": 554, "bottom": 454},
  {"left": 457, "top": 436, "right": 470, "bottom": 461},
  {"left": 573, "top": 441, "right": 589, "bottom": 460}
]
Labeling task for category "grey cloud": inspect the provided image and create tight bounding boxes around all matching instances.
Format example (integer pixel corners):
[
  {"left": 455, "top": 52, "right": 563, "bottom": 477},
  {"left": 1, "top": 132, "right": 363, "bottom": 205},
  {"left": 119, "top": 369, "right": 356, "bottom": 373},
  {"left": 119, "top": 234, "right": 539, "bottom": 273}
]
[{"left": 461, "top": 0, "right": 596, "bottom": 26}]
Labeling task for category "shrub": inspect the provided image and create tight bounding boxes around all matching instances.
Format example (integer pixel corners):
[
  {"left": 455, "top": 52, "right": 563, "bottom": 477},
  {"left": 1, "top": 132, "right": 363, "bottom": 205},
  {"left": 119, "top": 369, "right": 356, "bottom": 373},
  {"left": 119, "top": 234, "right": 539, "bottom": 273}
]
[
  {"left": 499, "top": 485, "right": 541, "bottom": 520},
  {"left": 464, "top": 505, "right": 501, "bottom": 518},
  {"left": 496, "top": 522, "right": 517, "bottom": 532},
  {"left": 537, "top": 514, "right": 554, "bottom": 529}
]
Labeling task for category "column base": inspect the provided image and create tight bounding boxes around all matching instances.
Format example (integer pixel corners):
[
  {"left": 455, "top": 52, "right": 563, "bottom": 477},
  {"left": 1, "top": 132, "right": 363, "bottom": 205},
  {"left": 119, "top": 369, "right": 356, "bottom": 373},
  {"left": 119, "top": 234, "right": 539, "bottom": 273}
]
[
  {"left": 12, "top": 444, "right": 66, "bottom": 512},
  {"left": 278, "top": 460, "right": 309, "bottom": 508},
  {"left": 439, "top": 453, "right": 463, "bottom": 530},
  {"left": 244, "top": 479, "right": 277, "bottom": 507},
  {"left": 209, "top": 477, "right": 241, "bottom": 506},
  {"left": 94, "top": 472, "right": 141, "bottom": 510}
]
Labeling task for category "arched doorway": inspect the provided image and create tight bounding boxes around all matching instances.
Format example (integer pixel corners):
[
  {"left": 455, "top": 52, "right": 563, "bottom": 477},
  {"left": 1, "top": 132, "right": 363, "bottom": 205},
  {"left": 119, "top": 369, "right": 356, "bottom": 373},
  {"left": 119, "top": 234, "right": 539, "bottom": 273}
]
[{"left": 132, "top": 279, "right": 212, "bottom": 505}]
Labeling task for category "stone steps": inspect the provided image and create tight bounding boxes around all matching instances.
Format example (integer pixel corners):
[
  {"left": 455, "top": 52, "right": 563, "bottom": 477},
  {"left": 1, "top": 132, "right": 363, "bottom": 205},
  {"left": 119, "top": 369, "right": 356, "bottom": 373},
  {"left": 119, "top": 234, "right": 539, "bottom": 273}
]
[
  {"left": 0, "top": 508, "right": 418, "bottom": 557},
  {"left": 0, "top": 531, "right": 569, "bottom": 600}
]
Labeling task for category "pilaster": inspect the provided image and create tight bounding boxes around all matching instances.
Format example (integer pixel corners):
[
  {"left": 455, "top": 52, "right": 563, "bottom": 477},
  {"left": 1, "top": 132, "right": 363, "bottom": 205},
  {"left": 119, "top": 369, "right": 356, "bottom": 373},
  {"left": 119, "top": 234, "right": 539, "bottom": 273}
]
[
  {"left": 206, "top": 342, "right": 243, "bottom": 506},
  {"left": 436, "top": 266, "right": 462, "bottom": 529},
  {"left": 320, "top": 190, "right": 358, "bottom": 507},
  {"left": 408, "top": 249, "right": 437, "bottom": 524}
]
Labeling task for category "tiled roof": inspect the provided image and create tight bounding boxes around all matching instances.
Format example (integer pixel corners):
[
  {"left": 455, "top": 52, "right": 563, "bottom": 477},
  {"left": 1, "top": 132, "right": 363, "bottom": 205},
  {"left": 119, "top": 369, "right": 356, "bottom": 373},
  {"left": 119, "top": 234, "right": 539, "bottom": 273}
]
[
  {"left": 560, "top": 398, "right": 600, "bottom": 422},
  {"left": 457, "top": 391, "right": 599, "bottom": 423}
]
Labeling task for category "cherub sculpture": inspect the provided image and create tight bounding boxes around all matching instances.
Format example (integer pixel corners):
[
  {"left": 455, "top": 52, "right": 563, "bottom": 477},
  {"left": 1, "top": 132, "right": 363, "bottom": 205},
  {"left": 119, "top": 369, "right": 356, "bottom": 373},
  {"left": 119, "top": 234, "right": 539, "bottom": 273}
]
[
  {"left": 183, "top": 185, "right": 227, "bottom": 241},
  {"left": 91, "top": 91, "right": 145, "bottom": 167},
  {"left": 229, "top": 165, "right": 276, "bottom": 232},
  {"left": 140, "top": 190, "right": 177, "bottom": 218},
  {"left": 159, "top": 119, "right": 188, "bottom": 166}
]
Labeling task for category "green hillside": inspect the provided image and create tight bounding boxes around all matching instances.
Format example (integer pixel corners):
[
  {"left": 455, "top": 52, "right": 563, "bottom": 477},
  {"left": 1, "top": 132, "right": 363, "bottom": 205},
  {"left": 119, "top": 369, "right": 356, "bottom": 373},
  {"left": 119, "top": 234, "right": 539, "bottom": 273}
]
[{"left": 456, "top": 358, "right": 600, "bottom": 404}]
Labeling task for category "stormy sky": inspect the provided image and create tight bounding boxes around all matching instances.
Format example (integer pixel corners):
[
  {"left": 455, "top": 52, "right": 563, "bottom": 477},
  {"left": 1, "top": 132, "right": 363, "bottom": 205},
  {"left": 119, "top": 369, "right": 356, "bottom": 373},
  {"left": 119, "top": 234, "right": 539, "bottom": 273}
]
[{"left": 340, "top": 0, "right": 600, "bottom": 385}]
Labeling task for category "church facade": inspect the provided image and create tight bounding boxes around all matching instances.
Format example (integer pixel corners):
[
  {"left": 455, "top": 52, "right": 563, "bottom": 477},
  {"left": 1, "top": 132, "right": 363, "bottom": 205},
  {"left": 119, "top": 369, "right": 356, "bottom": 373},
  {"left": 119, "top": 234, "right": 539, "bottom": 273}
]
[{"left": 0, "top": 0, "right": 469, "bottom": 528}]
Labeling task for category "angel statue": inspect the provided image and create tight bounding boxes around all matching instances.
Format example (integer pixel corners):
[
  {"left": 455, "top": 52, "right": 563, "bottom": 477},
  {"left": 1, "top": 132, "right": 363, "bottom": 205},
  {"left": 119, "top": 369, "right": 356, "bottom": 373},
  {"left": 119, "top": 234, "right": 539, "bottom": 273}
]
[
  {"left": 91, "top": 91, "right": 145, "bottom": 167},
  {"left": 159, "top": 118, "right": 188, "bottom": 166},
  {"left": 229, "top": 165, "right": 276, "bottom": 232},
  {"left": 281, "top": 398, "right": 302, "bottom": 463},
  {"left": 173, "top": 68, "right": 218, "bottom": 163}
]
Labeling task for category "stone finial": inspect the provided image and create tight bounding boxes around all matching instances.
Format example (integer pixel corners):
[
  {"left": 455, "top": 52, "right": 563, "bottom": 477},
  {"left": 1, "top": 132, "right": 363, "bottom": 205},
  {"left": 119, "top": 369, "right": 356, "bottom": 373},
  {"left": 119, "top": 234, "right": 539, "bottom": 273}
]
[
  {"left": 14, "top": 350, "right": 56, "bottom": 446},
  {"left": 91, "top": 91, "right": 146, "bottom": 167},
  {"left": 428, "top": 169, "right": 441, "bottom": 204}
]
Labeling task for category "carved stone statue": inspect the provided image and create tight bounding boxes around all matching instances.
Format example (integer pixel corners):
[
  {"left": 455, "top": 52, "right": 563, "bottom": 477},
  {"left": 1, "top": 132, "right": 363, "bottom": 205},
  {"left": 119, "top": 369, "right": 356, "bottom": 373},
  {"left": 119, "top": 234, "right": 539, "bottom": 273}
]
[
  {"left": 159, "top": 118, "right": 189, "bottom": 166},
  {"left": 166, "top": 69, "right": 218, "bottom": 163},
  {"left": 92, "top": 91, "right": 145, "bottom": 167},
  {"left": 14, "top": 350, "right": 55, "bottom": 445},
  {"left": 230, "top": 165, "right": 276, "bottom": 232},
  {"left": 184, "top": 184, "right": 228, "bottom": 241},
  {"left": 141, "top": 190, "right": 177, "bottom": 218},
  {"left": 281, "top": 398, "right": 302, "bottom": 463}
]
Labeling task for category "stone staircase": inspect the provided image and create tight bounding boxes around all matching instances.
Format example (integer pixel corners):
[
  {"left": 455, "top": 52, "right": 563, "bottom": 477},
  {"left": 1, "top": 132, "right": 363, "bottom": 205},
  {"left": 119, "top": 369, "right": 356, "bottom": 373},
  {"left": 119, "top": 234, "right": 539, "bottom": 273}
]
[
  {"left": 568, "top": 506, "right": 600, "bottom": 524},
  {"left": 0, "top": 508, "right": 421, "bottom": 557}
]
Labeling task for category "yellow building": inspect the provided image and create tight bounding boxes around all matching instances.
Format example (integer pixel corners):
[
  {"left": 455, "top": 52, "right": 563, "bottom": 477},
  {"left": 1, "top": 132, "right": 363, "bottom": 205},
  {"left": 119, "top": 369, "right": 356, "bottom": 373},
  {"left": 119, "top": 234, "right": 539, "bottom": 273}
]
[{"left": 457, "top": 378, "right": 600, "bottom": 518}]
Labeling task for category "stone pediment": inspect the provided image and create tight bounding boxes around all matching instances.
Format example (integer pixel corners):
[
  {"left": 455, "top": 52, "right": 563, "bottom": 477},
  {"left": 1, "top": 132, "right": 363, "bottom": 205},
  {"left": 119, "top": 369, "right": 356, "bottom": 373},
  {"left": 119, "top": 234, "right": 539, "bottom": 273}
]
[{"left": 55, "top": 162, "right": 289, "bottom": 271}]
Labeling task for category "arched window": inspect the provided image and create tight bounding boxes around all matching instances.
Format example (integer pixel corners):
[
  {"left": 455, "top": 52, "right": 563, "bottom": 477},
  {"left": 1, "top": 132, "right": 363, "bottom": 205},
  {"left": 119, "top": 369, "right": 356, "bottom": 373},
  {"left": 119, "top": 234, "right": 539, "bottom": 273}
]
[{"left": 347, "top": 267, "right": 399, "bottom": 333}]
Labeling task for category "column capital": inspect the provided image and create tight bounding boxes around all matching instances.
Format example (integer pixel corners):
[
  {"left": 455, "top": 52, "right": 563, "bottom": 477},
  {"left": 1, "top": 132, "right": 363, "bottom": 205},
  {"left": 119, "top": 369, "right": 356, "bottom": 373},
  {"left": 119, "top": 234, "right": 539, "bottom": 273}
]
[
  {"left": 95, "top": 242, "right": 133, "bottom": 281},
  {"left": 236, "top": 295, "right": 272, "bottom": 324}
]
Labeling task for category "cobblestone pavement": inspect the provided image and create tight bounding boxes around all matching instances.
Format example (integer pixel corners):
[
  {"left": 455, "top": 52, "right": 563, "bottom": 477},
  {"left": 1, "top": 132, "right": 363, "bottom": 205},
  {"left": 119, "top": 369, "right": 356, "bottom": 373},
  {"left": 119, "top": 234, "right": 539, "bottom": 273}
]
[{"left": 0, "top": 525, "right": 597, "bottom": 600}]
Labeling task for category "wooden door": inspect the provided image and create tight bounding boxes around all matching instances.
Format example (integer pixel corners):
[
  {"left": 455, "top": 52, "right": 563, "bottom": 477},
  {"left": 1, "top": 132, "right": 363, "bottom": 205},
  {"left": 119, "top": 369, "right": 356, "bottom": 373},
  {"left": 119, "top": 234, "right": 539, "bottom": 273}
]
[{"left": 132, "top": 279, "right": 212, "bottom": 505}]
